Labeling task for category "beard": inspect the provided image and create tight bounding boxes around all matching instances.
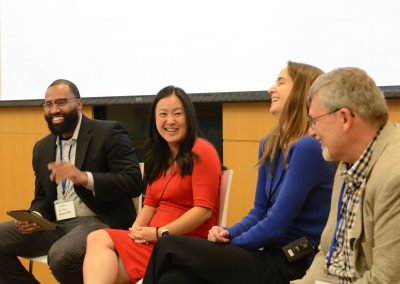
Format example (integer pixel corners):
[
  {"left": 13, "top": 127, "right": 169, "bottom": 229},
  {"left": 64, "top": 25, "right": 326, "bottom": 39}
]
[{"left": 45, "top": 107, "right": 80, "bottom": 136}]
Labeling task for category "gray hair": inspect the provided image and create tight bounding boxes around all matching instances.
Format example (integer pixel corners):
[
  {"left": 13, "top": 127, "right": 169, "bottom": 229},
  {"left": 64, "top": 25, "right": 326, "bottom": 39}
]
[{"left": 308, "top": 67, "right": 388, "bottom": 124}]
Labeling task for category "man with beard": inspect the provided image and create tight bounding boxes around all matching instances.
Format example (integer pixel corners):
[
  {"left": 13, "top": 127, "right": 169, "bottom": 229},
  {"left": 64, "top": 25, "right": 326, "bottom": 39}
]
[{"left": 0, "top": 79, "right": 144, "bottom": 284}]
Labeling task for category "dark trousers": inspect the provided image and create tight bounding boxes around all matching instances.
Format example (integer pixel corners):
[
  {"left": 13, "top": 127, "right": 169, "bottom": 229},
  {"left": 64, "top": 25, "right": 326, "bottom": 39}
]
[
  {"left": 0, "top": 216, "right": 108, "bottom": 284},
  {"left": 143, "top": 235, "right": 309, "bottom": 284}
]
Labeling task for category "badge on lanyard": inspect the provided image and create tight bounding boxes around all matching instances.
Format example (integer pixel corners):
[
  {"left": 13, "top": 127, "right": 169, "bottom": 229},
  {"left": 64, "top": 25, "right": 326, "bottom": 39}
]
[{"left": 54, "top": 200, "right": 77, "bottom": 221}]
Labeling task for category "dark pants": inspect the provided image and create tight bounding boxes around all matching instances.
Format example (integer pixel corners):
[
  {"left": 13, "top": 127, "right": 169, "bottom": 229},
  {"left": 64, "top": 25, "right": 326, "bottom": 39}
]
[
  {"left": 143, "top": 235, "right": 309, "bottom": 284},
  {"left": 0, "top": 216, "right": 108, "bottom": 284}
]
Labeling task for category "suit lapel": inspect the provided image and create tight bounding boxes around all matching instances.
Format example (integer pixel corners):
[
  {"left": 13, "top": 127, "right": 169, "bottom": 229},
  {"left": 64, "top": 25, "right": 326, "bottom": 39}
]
[
  {"left": 75, "top": 115, "right": 92, "bottom": 170},
  {"left": 270, "top": 152, "right": 285, "bottom": 196},
  {"left": 45, "top": 135, "right": 57, "bottom": 165},
  {"left": 352, "top": 124, "right": 393, "bottom": 247},
  {"left": 42, "top": 135, "right": 58, "bottom": 198},
  {"left": 272, "top": 164, "right": 285, "bottom": 192}
]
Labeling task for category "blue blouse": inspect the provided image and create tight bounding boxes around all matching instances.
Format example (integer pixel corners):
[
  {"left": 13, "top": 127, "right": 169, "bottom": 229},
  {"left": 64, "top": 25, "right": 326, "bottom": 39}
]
[{"left": 227, "top": 136, "right": 335, "bottom": 250}]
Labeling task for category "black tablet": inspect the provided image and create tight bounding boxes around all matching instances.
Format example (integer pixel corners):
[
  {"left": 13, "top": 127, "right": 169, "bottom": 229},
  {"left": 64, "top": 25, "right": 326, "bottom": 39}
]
[{"left": 7, "top": 209, "right": 57, "bottom": 231}]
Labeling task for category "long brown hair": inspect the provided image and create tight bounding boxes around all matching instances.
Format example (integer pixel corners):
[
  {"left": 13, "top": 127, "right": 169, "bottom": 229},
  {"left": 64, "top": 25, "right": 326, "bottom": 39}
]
[{"left": 258, "top": 61, "right": 323, "bottom": 170}]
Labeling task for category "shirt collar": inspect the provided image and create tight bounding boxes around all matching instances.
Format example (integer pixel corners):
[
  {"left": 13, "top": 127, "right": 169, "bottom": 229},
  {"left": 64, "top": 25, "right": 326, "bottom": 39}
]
[{"left": 340, "top": 125, "right": 384, "bottom": 183}]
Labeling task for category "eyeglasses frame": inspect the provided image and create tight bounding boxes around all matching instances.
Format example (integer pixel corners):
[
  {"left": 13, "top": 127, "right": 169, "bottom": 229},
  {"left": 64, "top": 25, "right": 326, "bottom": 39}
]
[
  {"left": 41, "top": 97, "right": 78, "bottom": 110},
  {"left": 307, "top": 109, "right": 340, "bottom": 130}
]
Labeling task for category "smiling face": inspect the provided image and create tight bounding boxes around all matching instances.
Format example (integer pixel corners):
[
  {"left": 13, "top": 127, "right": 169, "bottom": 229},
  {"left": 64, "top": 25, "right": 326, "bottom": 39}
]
[
  {"left": 268, "top": 67, "right": 294, "bottom": 118},
  {"left": 44, "top": 84, "right": 82, "bottom": 138},
  {"left": 155, "top": 94, "right": 187, "bottom": 155},
  {"left": 308, "top": 95, "right": 340, "bottom": 161}
]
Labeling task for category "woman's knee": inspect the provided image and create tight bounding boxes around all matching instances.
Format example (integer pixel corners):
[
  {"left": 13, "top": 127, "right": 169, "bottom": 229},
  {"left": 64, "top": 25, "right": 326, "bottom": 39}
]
[{"left": 86, "top": 229, "right": 112, "bottom": 249}]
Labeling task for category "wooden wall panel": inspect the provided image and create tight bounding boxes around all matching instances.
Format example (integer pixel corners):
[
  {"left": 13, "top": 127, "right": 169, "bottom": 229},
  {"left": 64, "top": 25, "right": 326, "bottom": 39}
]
[
  {"left": 388, "top": 99, "right": 400, "bottom": 122},
  {"left": 223, "top": 141, "right": 259, "bottom": 224},
  {"left": 223, "top": 102, "right": 274, "bottom": 141},
  {"left": 223, "top": 102, "right": 275, "bottom": 225}
]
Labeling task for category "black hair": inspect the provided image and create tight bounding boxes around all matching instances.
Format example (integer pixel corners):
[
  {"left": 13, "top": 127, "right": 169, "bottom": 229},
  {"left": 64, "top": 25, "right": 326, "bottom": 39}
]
[
  {"left": 144, "top": 85, "right": 203, "bottom": 184},
  {"left": 48, "top": 79, "right": 81, "bottom": 98}
]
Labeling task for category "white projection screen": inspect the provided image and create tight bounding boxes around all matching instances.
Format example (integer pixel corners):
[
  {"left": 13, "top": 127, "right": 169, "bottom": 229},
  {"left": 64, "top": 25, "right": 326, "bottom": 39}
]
[{"left": 1, "top": 0, "right": 399, "bottom": 100}]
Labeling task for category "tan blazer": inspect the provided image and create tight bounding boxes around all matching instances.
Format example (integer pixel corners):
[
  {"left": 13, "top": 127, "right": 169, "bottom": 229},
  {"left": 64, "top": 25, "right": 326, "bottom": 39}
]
[{"left": 293, "top": 123, "right": 400, "bottom": 284}]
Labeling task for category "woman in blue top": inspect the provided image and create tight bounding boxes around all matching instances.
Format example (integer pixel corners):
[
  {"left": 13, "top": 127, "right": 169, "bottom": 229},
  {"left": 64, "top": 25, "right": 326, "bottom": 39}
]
[{"left": 142, "top": 61, "right": 336, "bottom": 284}]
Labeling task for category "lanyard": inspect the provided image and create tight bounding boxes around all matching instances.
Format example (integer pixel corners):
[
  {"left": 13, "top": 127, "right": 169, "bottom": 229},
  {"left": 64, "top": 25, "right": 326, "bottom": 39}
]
[
  {"left": 326, "top": 181, "right": 347, "bottom": 267},
  {"left": 59, "top": 136, "right": 73, "bottom": 195}
]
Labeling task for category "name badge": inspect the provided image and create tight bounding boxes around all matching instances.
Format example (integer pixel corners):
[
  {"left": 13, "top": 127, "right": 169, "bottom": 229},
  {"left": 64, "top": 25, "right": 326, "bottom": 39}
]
[{"left": 54, "top": 200, "right": 77, "bottom": 221}]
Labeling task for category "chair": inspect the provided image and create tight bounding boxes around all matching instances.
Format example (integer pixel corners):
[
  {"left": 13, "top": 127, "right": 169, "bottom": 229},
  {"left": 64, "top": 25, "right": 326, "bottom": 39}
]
[
  {"left": 218, "top": 169, "right": 234, "bottom": 227},
  {"left": 26, "top": 255, "right": 48, "bottom": 274},
  {"left": 25, "top": 162, "right": 145, "bottom": 274},
  {"left": 132, "top": 162, "right": 144, "bottom": 214}
]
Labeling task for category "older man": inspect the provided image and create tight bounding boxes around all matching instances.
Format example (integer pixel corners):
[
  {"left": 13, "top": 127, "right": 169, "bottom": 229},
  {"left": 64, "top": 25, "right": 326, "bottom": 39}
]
[{"left": 294, "top": 68, "right": 400, "bottom": 283}]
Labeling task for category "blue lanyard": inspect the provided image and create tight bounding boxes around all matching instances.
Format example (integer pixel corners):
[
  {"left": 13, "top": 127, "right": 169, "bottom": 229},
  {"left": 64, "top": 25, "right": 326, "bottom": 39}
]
[
  {"left": 59, "top": 136, "right": 73, "bottom": 195},
  {"left": 326, "top": 181, "right": 347, "bottom": 267}
]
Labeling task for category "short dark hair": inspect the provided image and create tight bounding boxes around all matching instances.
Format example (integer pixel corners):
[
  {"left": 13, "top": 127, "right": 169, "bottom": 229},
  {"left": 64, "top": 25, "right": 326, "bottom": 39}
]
[{"left": 48, "top": 79, "right": 81, "bottom": 98}]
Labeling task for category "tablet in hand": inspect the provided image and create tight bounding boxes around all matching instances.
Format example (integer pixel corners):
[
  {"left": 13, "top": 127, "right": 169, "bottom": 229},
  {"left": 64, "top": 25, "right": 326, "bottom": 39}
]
[{"left": 7, "top": 209, "right": 57, "bottom": 231}]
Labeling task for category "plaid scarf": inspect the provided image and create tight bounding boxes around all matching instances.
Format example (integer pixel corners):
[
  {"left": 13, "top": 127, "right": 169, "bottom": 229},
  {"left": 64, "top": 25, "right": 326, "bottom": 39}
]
[{"left": 327, "top": 127, "right": 383, "bottom": 283}]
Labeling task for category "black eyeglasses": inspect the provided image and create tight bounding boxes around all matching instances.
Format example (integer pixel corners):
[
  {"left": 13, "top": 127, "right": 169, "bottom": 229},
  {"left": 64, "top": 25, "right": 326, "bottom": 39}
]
[
  {"left": 307, "top": 109, "right": 339, "bottom": 130},
  {"left": 42, "top": 97, "right": 76, "bottom": 110}
]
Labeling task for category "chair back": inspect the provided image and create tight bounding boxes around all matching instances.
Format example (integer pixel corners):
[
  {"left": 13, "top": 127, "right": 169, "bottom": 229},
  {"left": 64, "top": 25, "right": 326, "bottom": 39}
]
[
  {"left": 133, "top": 162, "right": 144, "bottom": 214},
  {"left": 218, "top": 169, "right": 233, "bottom": 227}
]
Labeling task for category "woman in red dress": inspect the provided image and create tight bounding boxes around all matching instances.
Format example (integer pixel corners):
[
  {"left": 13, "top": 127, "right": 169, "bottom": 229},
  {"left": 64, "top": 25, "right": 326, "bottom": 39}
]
[{"left": 83, "top": 86, "right": 221, "bottom": 283}]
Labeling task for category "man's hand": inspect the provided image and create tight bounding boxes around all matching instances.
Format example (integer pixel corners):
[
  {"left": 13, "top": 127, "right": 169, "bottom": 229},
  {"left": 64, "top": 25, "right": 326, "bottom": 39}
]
[
  {"left": 48, "top": 161, "right": 88, "bottom": 186},
  {"left": 15, "top": 220, "right": 41, "bottom": 235}
]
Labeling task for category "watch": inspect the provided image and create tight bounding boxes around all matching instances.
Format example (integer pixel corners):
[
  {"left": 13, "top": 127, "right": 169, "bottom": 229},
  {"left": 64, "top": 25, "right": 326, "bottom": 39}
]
[{"left": 160, "top": 228, "right": 170, "bottom": 237}]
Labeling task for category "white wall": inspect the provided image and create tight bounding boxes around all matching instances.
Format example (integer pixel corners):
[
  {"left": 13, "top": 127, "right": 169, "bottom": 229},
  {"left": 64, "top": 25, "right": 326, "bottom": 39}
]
[{"left": 1, "top": 0, "right": 399, "bottom": 100}]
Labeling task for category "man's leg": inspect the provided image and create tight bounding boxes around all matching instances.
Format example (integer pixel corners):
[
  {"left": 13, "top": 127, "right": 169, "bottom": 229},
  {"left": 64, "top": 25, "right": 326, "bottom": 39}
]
[
  {"left": 0, "top": 220, "right": 62, "bottom": 284},
  {"left": 48, "top": 216, "right": 108, "bottom": 284}
]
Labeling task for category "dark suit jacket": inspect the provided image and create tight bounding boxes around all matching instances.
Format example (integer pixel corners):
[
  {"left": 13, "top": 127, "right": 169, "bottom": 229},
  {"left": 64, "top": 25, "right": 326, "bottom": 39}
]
[{"left": 30, "top": 115, "right": 143, "bottom": 229}]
